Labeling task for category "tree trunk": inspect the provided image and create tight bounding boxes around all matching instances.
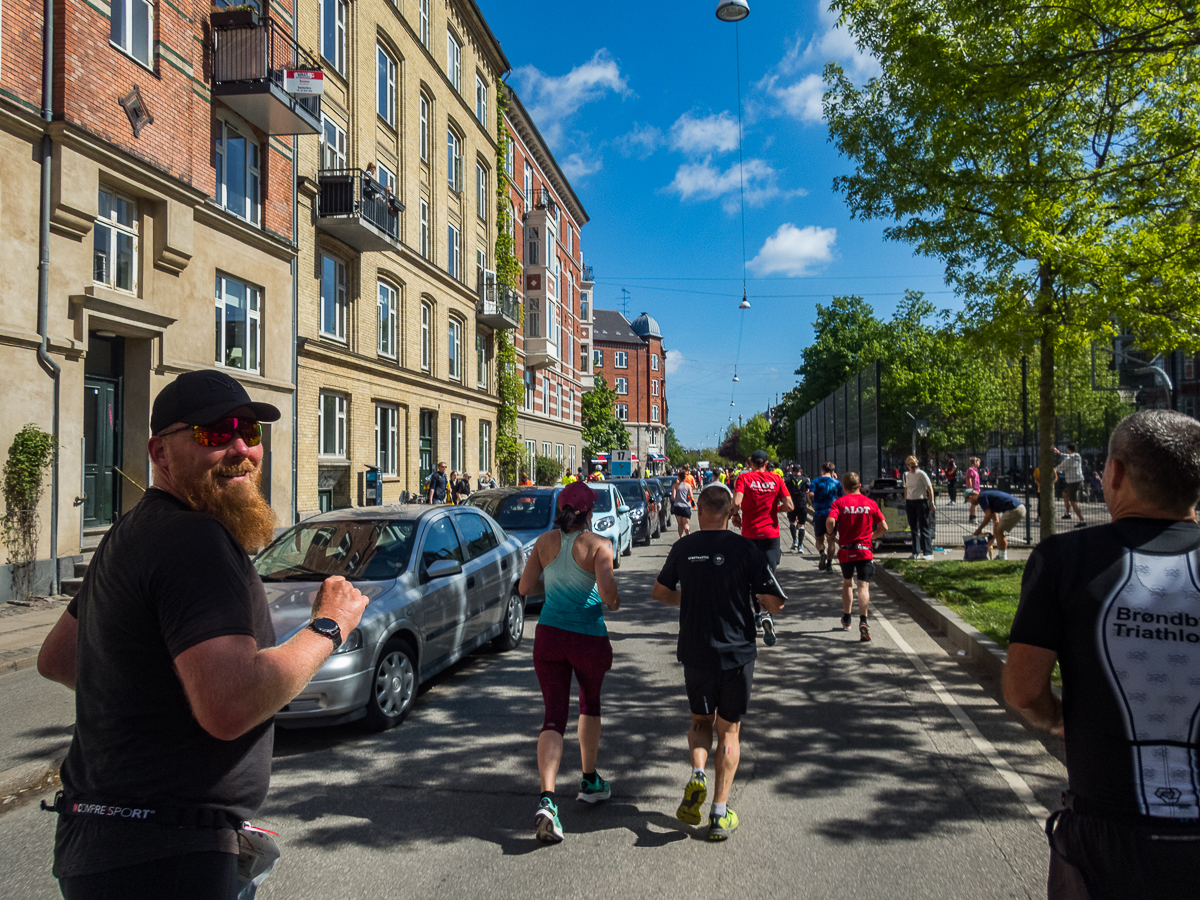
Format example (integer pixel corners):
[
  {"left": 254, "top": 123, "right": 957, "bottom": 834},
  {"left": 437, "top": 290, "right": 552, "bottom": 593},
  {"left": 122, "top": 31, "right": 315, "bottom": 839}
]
[{"left": 1038, "top": 267, "right": 1057, "bottom": 541}]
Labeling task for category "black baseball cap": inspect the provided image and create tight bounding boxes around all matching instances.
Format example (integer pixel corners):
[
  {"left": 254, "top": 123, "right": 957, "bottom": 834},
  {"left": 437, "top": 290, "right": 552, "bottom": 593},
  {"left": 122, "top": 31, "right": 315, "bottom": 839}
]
[
  {"left": 750, "top": 449, "right": 769, "bottom": 462},
  {"left": 151, "top": 369, "right": 281, "bottom": 434}
]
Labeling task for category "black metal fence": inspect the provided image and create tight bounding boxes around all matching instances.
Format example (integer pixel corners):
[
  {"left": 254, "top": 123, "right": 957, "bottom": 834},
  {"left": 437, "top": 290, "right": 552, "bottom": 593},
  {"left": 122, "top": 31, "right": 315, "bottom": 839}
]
[
  {"left": 318, "top": 169, "right": 401, "bottom": 239},
  {"left": 796, "top": 361, "right": 881, "bottom": 482}
]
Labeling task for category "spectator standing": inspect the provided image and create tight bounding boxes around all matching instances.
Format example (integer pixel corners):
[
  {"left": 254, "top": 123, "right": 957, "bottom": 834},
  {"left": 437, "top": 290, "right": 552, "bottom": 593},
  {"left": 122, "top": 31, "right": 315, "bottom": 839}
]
[
  {"left": 1003, "top": 410, "right": 1200, "bottom": 898},
  {"left": 946, "top": 457, "right": 958, "bottom": 504},
  {"left": 965, "top": 457, "right": 982, "bottom": 521},
  {"left": 453, "top": 471, "right": 471, "bottom": 505},
  {"left": 903, "top": 455, "right": 936, "bottom": 560},
  {"left": 37, "top": 370, "right": 369, "bottom": 898},
  {"left": 428, "top": 462, "right": 449, "bottom": 504},
  {"left": 1054, "top": 443, "right": 1086, "bottom": 528}
]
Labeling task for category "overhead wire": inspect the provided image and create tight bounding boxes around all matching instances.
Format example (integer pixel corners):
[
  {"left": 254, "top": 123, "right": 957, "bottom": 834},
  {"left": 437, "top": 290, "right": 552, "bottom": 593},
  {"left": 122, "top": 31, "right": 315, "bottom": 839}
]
[{"left": 731, "top": 19, "right": 748, "bottom": 409}]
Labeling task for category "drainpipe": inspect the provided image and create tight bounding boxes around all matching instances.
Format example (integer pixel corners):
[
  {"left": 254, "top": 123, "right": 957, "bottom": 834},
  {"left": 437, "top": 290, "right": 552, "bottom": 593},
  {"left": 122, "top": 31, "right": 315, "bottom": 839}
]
[{"left": 36, "top": 0, "right": 61, "bottom": 595}]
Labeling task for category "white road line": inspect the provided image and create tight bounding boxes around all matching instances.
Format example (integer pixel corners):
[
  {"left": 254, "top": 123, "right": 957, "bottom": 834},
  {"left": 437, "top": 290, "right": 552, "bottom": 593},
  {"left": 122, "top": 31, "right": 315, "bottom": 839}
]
[{"left": 873, "top": 609, "right": 1050, "bottom": 822}]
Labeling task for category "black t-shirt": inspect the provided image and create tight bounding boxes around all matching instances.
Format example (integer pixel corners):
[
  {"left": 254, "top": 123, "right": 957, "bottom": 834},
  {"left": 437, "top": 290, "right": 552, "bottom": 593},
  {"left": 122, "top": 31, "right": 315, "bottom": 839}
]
[
  {"left": 428, "top": 471, "right": 448, "bottom": 501},
  {"left": 785, "top": 475, "right": 810, "bottom": 504},
  {"left": 656, "top": 530, "right": 779, "bottom": 669},
  {"left": 1010, "top": 517, "right": 1200, "bottom": 820},
  {"left": 55, "top": 488, "right": 276, "bottom": 877}
]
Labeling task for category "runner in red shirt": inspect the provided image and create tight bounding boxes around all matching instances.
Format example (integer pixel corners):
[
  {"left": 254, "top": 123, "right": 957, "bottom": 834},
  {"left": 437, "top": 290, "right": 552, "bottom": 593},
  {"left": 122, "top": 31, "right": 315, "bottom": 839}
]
[
  {"left": 732, "top": 450, "right": 793, "bottom": 646},
  {"left": 826, "top": 471, "right": 888, "bottom": 642}
]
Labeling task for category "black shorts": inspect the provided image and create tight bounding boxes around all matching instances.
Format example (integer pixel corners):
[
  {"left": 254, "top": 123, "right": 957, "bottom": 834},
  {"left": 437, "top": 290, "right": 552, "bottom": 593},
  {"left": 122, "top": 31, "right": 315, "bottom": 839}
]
[
  {"left": 1064, "top": 482, "right": 1081, "bottom": 502},
  {"left": 749, "top": 536, "right": 781, "bottom": 569},
  {"left": 60, "top": 851, "right": 239, "bottom": 900},
  {"left": 787, "top": 507, "right": 808, "bottom": 525},
  {"left": 813, "top": 511, "right": 833, "bottom": 537},
  {"left": 683, "top": 660, "right": 755, "bottom": 724},
  {"left": 839, "top": 559, "right": 875, "bottom": 581}
]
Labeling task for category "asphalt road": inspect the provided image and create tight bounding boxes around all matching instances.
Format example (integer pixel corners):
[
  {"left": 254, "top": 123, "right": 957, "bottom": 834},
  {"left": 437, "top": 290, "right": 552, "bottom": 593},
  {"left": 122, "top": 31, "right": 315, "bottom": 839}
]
[{"left": 0, "top": 529, "right": 1068, "bottom": 899}]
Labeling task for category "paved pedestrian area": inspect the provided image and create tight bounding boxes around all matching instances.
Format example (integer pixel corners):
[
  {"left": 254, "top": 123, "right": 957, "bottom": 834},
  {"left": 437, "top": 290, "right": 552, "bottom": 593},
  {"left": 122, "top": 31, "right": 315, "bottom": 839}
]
[{"left": 0, "top": 532, "right": 1066, "bottom": 899}]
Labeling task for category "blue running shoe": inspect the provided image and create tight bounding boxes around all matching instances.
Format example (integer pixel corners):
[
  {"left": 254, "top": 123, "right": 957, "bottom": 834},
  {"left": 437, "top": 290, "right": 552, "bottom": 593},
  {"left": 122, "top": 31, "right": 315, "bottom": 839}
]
[
  {"left": 534, "top": 797, "right": 563, "bottom": 843},
  {"left": 577, "top": 772, "right": 611, "bottom": 803}
]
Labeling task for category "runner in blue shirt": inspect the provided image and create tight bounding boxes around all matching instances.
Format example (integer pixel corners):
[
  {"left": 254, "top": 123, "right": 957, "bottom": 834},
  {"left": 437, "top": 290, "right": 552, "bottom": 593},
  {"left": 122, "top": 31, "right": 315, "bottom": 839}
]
[{"left": 808, "top": 462, "right": 844, "bottom": 572}]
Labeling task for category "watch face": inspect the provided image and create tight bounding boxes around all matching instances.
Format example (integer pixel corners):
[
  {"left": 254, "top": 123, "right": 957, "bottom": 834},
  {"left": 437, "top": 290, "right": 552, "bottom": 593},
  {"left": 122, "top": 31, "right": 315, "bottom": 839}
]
[{"left": 310, "top": 617, "right": 342, "bottom": 648}]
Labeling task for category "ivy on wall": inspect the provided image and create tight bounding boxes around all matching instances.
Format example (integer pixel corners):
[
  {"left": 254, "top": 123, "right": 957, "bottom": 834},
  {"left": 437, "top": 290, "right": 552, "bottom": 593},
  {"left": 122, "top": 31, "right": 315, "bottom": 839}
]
[{"left": 493, "top": 85, "right": 524, "bottom": 485}]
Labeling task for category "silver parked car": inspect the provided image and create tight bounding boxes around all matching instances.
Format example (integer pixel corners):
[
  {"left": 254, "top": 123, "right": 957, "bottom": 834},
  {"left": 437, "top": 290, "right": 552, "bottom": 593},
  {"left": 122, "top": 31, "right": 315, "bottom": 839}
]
[{"left": 255, "top": 504, "right": 526, "bottom": 731}]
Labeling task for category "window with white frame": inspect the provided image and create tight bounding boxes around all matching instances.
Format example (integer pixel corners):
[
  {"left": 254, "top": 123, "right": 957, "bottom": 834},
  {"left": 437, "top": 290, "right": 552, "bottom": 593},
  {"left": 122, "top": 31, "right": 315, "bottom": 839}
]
[
  {"left": 447, "top": 130, "right": 462, "bottom": 190},
  {"left": 320, "top": 254, "right": 346, "bottom": 340},
  {"left": 527, "top": 226, "right": 539, "bottom": 266},
  {"left": 552, "top": 382, "right": 559, "bottom": 417},
  {"left": 322, "top": 116, "right": 346, "bottom": 169},
  {"left": 475, "top": 75, "right": 487, "bottom": 123},
  {"left": 447, "top": 317, "right": 462, "bottom": 380},
  {"left": 450, "top": 416, "right": 464, "bottom": 471},
  {"left": 321, "top": 0, "right": 346, "bottom": 73},
  {"left": 476, "top": 163, "right": 487, "bottom": 219},
  {"left": 556, "top": 443, "right": 564, "bottom": 466},
  {"left": 94, "top": 189, "right": 137, "bottom": 292},
  {"left": 505, "top": 137, "right": 514, "bottom": 178},
  {"left": 215, "top": 273, "right": 259, "bottom": 372},
  {"left": 447, "top": 223, "right": 460, "bottom": 279},
  {"left": 377, "top": 281, "right": 397, "bottom": 358},
  {"left": 567, "top": 225, "right": 573, "bottom": 255},
  {"left": 476, "top": 248, "right": 486, "bottom": 291},
  {"left": 542, "top": 441, "right": 552, "bottom": 459},
  {"left": 377, "top": 45, "right": 396, "bottom": 126},
  {"left": 319, "top": 393, "right": 346, "bottom": 456},
  {"left": 524, "top": 370, "right": 534, "bottom": 410},
  {"left": 376, "top": 161, "right": 397, "bottom": 195},
  {"left": 476, "top": 332, "right": 487, "bottom": 386},
  {"left": 615, "top": 403, "right": 628, "bottom": 421},
  {"left": 651, "top": 405, "right": 660, "bottom": 422},
  {"left": 525, "top": 439, "right": 536, "bottom": 473},
  {"left": 478, "top": 421, "right": 490, "bottom": 471},
  {"left": 523, "top": 162, "right": 532, "bottom": 210},
  {"left": 614, "top": 376, "right": 628, "bottom": 394},
  {"left": 651, "top": 379, "right": 658, "bottom": 396},
  {"left": 419, "top": 94, "right": 430, "bottom": 162},
  {"left": 651, "top": 353, "right": 659, "bottom": 371},
  {"left": 569, "top": 445, "right": 576, "bottom": 473},
  {"left": 581, "top": 290, "right": 590, "bottom": 320},
  {"left": 418, "top": 0, "right": 429, "bottom": 47},
  {"left": 565, "top": 388, "right": 573, "bottom": 422},
  {"left": 110, "top": 0, "right": 152, "bottom": 67},
  {"left": 419, "top": 199, "right": 430, "bottom": 258},
  {"left": 214, "top": 120, "right": 260, "bottom": 224},
  {"left": 376, "top": 404, "right": 397, "bottom": 475},
  {"left": 580, "top": 344, "right": 589, "bottom": 373},
  {"left": 614, "top": 350, "right": 628, "bottom": 368},
  {"left": 593, "top": 347, "right": 603, "bottom": 367},
  {"left": 446, "top": 31, "right": 461, "bottom": 91},
  {"left": 421, "top": 301, "right": 431, "bottom": 370},
  {"left": 542, "top": 378, "right": 549, "bottom": 416}
]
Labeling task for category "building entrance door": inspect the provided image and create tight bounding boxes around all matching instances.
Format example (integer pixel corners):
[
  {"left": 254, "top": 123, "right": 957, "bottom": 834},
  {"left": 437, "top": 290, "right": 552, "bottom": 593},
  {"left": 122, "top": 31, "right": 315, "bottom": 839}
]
[
  {"left": 419, "top": 410, "right": 435, "bottom": 490},
  {"left": 83, "top": 376, "right": 121, "bottom": 528}
]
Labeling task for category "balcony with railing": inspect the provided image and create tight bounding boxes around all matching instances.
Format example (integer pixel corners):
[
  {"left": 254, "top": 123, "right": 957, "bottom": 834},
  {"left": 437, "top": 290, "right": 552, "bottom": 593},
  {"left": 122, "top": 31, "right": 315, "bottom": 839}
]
[
  {"left": 211, "top": 13, "right": 322, "bottom": 135},
  {"left": 525, "top": 337, "right": 560, "bottom": 371},
  {"left": 529, "top": 187, "right": 558, "bottom": 217},
  {"left": 476, "top": 279, "right": 520, "bottom": 330},
  {"left": 316, "top": 169, "right": 403, "bottom": 253},
  {"left": 581, "top": 264, "right": 594, "bottom": 283}
]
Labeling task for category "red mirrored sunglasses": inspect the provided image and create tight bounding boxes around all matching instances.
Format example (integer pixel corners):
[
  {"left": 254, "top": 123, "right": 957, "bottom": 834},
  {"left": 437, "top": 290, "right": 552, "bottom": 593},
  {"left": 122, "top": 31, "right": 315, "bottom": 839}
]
[{"left": 159, "top": 416, "right": 262, "bottom": 448}]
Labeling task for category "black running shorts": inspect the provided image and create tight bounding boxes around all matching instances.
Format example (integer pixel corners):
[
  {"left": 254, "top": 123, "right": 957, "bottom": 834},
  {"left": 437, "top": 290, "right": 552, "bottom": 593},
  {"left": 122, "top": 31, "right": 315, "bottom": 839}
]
[
  {"left": 813, "top": 511, "right": 833, "bottom": 537},
  {"left": 839, "top": 559, "right": 875, "bottom": 581},
  {"left": 787, "top": 507, "right": 808, "bottom": 525},
  {"left": 749, "top": 536, "right": 781, "bottom": 570},
  {"left": 683, "top": 661, "right": 755, "bottom": 724}
]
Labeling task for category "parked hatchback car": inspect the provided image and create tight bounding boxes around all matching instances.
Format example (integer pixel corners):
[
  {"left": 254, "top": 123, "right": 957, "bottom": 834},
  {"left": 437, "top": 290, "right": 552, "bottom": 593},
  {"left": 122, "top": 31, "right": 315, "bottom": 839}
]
[
  {"left": 588, "top": 482, "right": 634, "bottom": 565},
  {"left": 609, "top": 478, "right": 660, "bottom": 546},
  {"left": 255, "top": 504, "right": 525, "bottom": 731},
  {"left": 466, "top": 487, "right": 563, "bottom": 604}
]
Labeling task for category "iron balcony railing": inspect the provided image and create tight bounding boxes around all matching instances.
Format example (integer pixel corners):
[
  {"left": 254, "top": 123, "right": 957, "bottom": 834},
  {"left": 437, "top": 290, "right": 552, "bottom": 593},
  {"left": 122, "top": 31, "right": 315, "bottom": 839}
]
[
  {"left": 581, "top": 264, "right": 594, "bottom": 282},
  {"left": 477, "top": 281, "right": 521, "bottom": 326},
  {"left": 318, "top": 169, "right": 402, "bottom": 241},
  {"left": 530, "top": 187, "right": 558, "bottom": 217},
  {"left": 211, "top": 16, "right": 322, "bottom": 122}
]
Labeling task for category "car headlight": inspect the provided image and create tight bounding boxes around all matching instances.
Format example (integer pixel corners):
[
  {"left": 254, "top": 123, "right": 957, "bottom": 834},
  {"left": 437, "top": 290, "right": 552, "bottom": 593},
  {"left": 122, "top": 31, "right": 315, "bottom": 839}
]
[
  {"left": 629, "top": 507, "right": 645, "bottom": 519},
  {"left": 595, "top": 516, "right": 615, "bottom": 530},
  {"left": 523, "top": 542, "right": 535, "bottom": 561},
  {"left": 333, "top": 628, "right": 362, "bottom": 654}
]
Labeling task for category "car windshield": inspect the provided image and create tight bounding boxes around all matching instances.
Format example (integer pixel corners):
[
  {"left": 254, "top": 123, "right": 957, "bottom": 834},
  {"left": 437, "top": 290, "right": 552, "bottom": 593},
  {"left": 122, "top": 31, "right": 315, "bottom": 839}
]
[
  {"left": 588, "top": 486, "right": 614, "bottom": 512},
  {"left": 255, "top": 520, "right": 416, "bottom": 582},
  {"left": 492, "top": 493, "right": 553, "bottom": 530},
  {"left": 612, "top": 481, "right": 644, "bottom": 504}
]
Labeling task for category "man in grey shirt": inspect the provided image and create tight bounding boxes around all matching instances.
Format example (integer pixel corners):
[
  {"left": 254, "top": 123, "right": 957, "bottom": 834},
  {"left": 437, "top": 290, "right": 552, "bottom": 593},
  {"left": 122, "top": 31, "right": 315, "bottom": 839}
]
[{"left": 1054, "top": 443, "right": 1085, "bottom": 528}]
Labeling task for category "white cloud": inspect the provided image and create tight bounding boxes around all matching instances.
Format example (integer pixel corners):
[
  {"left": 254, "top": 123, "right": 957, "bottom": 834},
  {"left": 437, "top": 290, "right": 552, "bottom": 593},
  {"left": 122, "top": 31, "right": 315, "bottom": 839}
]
[
  {"left": 511, "top": 50, "right": 630, "bottom": 147},
  {"left": 768, "top": 73, "right": 825, "bottom": 124},
  {"left": 561, "top": 152, "right": 603, "bottom": 181},
  {"left": 663, "top": 157, "right": 805, "bottom": 213},
  {"left": 664, "top": 349, "right": 684, "bottom": 375},
  {"left": 613, "top": 122, "right": 663, "bottom": 159},
  {"left": 748, "top": 223, "right": 837, "bottom": 276},
  {"left": 668, "top": 111, "right": 739, "bottom": 155}
]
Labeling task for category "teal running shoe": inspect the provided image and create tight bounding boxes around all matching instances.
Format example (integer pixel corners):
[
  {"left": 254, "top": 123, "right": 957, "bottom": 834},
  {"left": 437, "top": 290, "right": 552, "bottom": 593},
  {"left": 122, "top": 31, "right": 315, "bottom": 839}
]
[
  {"left": 676, "top": 773, "right": 708, "bottom": 825},
  {"left": 534, "top": 797, "right": 563, "bottom": 843},
  {"left": 577, "top": 772, "right": 611, "bottom": 803}
]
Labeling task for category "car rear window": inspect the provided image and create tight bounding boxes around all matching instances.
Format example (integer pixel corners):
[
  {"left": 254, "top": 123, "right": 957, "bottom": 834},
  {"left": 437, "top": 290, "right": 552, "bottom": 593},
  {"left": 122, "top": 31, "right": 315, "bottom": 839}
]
[
  {"left": 588, "top": 486, "right": 614, "bottom": 512},
  {"left": 611, "top": 480, "right": 644, "bottom": 503},
  {"left": 256, "top": 520, "right": 416, "bottom": 581},
  {"left": 493, "top": 493, "right": 553, "bottom": 529}
]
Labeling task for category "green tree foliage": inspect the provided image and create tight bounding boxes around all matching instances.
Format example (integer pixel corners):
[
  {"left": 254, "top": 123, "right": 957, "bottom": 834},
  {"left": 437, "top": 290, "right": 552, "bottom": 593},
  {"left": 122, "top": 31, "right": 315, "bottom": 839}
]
[
  {"left": 3, "top": 424, "right": 55, "bottom": 600},
  {"left": 493, "top": 88, "right": 523, "bottom": 485},
  {"left": 581, "top": 376, "right": 628, "bottom": 459},
  {"left": 824, "top": 0, "right": 1200, "bottom": 534},
  {"left": 533, "top": 455, "right": 562, "bottom": 486},
  {"left": 665, "top": 426, "right": 687, "bottom": 465},
  {"left": 718, "top": 426, "right": 741, "bottom": 462},
  {"left": 737, "top": 414, "right": 777, "bottom": 462}
]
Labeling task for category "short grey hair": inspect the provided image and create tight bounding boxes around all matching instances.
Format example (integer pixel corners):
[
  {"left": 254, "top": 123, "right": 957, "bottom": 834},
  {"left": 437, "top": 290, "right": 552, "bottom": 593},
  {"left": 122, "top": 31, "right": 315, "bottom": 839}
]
[{"left": 1108, "top": 410, "right": 1200, "bottom": 513}]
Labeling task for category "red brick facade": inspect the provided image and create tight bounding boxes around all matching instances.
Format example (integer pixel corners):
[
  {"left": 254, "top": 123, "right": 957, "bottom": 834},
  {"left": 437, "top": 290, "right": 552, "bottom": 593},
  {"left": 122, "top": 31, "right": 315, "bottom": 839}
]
[{"left": 591, "top": 309, "right": 668, "bottom": 473}]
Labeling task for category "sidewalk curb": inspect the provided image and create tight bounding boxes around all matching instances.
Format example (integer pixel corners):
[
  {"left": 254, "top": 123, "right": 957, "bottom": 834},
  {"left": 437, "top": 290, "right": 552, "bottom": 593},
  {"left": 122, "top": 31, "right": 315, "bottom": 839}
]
[
  {"left": 873, "top": 565, "right": 1008, "bottom": 683},
  {"left": 1, "top": 652, "right": 40, "bottom": 676},
  {"left": 0, "top": 748, "right": 67, "bottom": 802}
]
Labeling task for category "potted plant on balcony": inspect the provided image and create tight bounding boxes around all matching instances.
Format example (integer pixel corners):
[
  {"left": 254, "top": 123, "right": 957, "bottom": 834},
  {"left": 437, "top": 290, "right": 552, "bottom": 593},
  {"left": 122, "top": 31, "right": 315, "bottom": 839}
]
[{"left": 211, "top": 3, "right": 260, "bottom": 27}]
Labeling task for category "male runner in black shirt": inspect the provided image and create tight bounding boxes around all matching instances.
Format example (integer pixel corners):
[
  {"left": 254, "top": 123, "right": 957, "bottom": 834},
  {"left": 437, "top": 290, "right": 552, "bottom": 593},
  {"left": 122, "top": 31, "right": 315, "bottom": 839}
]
[
  {"left": 653, "top": 484, "right": 785, "bottom": 841},
  {"left": 784, "top": 465, "right": 810, "bottom": 553},
  {"left": 1004, "top": 410, "right": 1200, "bottom": 899}
]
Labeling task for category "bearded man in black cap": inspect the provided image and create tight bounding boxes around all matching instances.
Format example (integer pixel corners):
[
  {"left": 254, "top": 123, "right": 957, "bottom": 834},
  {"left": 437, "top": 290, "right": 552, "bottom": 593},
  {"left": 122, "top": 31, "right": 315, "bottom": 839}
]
[{"left": 37, "top": 369, "right": 369, "bottom": 899}]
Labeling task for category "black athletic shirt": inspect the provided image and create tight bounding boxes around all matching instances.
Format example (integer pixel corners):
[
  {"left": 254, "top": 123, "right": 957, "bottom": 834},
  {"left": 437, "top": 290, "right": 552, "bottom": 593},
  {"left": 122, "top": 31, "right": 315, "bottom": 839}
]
[
  {"left": 55, "top": 488, "right": 276, "bottom": 877},
  {"left": 785, "top": 475, "right": 810, "bottom": 505},
  {"left": 1010, "top": 518, "right": 1200, "bottom": 820},
  {"left": 657, "top": 530, "right": 778, "bottom": 669}
]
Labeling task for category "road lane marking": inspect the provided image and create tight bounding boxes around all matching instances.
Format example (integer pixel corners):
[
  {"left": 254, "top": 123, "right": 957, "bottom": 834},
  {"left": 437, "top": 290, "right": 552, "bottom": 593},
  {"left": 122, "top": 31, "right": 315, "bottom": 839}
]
[{"left": 874, "top": 609, "right": 1050, "bottom": 823}]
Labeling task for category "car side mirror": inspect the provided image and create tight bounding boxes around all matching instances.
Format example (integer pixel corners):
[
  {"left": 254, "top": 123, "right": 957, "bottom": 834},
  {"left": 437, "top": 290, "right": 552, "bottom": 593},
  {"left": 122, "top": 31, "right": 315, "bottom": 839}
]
[
  {"left": 618, "top": 504, "right": 630, "bottom": 514},
  {"left": 426, "top": 559, "right": 463, "bottom": 579}
]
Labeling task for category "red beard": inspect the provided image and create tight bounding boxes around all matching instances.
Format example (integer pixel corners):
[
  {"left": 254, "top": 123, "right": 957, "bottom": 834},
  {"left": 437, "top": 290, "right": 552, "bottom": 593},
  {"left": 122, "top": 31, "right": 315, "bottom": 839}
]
[{"left": 176, "top": 458, "right": 277, "bottom": 553}]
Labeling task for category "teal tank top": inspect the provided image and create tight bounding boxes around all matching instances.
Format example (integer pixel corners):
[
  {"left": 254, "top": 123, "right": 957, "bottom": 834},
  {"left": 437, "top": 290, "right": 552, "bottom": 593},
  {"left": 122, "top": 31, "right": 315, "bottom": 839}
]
[{"left": 537, "top": 530, "right": 607, "bottom": 637}]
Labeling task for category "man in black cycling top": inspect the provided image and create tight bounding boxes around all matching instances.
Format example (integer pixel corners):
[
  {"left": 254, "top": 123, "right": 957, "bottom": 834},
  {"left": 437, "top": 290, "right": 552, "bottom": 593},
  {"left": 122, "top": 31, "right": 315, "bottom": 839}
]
[
  {"left": 784, "top": 465, "right": 810, "bottom": 554},
  {"left": 1004, "top": 410, "right": 1200, "bottom": 899}
]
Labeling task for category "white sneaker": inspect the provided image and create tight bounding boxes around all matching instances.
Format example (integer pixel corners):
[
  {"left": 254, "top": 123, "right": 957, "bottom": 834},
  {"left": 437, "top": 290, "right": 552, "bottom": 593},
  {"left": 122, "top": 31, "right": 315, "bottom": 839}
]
[
  {"left": 997, "top": 550, "right": 1008, "bottom": 560},
  {"left": 922, "top": 554, "right": 935, "bottom": 561}
]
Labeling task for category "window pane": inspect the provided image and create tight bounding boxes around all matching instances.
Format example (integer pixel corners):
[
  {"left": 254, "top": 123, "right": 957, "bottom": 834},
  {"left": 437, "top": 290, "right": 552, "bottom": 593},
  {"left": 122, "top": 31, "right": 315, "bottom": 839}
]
[
  {"left": 322, "top": 0, "right": 336, "bottom": 64},
  {"left": 111, "top": 0, "right": 126, "bottom": 48},
  {"left": 225, "top": 128, "right": 246, "bottom": 216},
  {"left": 224, "top": 278, "right": 246, "bottom": 368},
  {"left": 132, "top": 0, "right": 150, "bottom": 63},
  {"left": 115, "top": 232, "right": 134, "bottom": 291},
  {"left": 94, "top": 223, "right": 111, "bottom": 284},
  {"left": 321, "top": 395, "right": 335, "bottom": 453},
  {"left": 248, "top": 301, "right": 258, "bottom": 372},
  {"left": 321, "top": 256, "right": 340, "bottom": 336}
]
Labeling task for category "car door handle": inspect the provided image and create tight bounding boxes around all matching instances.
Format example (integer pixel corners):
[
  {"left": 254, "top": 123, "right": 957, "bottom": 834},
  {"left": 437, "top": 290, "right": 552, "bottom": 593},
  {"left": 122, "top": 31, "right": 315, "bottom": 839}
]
[
  {"left": 468, "top": 576, "right": 476, "bottom": 588},
  {"left": 501, "top": 559, "right": 509, "bottom": 570}
]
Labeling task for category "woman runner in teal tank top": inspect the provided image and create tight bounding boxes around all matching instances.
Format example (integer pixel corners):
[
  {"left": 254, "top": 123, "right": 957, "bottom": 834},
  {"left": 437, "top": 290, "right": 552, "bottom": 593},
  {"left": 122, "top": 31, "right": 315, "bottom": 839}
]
[{"left": 518, "top": 481, "right": 621, "bottom": 844}]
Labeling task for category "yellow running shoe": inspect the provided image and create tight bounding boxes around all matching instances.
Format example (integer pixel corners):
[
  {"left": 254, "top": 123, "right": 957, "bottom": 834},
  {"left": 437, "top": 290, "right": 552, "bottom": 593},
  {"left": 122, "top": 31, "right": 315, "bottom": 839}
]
[
  {"left": 675, "top": 773, "right": 708, "bottom": 825},
  {"left": 707, "top": 807, "right": 739, "bottom": 841}
]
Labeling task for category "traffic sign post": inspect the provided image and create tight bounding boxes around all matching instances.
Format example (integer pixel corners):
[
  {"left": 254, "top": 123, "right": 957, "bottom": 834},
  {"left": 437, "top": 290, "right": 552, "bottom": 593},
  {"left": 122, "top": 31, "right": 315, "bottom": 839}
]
[{"left": 611, "top": 449, "right": 632, "bottom": 478}]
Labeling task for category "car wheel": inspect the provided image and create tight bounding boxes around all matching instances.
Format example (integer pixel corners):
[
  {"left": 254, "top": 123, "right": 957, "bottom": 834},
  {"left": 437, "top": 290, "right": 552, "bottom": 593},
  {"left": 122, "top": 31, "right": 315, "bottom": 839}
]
[
  {"left": 639, "top": 524, "right": 652, "bottom": 546},
  {"left": 364, "top": 638, "right": 418, "bottom": 732},
  {"left": 493, "top": 591, "right": 525, "bottom": 651},
  {"left": 622, "top": 536, "right": 633, "bottom": 556},
  {"left": 612, "top": 540, "right": 621, "bottom": 569}
]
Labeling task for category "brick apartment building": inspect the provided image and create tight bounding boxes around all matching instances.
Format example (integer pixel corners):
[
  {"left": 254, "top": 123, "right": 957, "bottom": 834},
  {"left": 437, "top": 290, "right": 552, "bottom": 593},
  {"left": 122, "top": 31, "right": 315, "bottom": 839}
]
[
  {"left": 0, "top": 0, "right": 307, "bottom": 595},
  {"left": 502, "top": 85, "right": 590, "bottom": 480},
  {"left": 591, "top": 310, "right": 668, "bottom": 475},
  {"left": 292, "top": 0, "right": 511, "bottom": 515}
]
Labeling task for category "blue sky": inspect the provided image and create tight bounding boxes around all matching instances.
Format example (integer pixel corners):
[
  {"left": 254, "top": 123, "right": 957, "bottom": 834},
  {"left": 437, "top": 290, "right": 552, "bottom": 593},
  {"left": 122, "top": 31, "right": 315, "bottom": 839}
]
[{"left": 480, "top": 0, "right": 951, "bottom": 449}]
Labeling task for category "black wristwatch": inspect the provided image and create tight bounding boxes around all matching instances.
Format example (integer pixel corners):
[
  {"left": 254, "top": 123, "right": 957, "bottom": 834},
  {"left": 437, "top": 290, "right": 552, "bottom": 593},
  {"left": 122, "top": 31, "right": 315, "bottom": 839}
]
[{"left": 307, "top": 617, "right": 342, "bottom": 650}]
